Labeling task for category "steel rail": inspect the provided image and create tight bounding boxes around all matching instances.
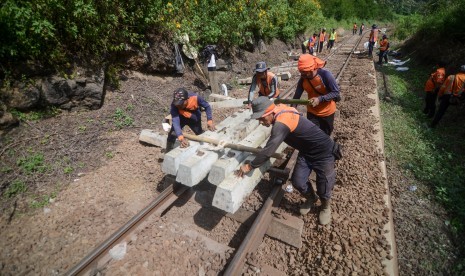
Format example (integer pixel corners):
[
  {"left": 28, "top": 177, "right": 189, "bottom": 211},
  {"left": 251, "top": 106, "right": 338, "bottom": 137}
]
[
  {"left": 224, "top": 150, "right": 299, "bottom": 276},
  {"left": 68, "top": 34, "right": 366, "bottom": 276},
  {"left": 224, "top": 34, "right": 364, "bottom": 275},
  {"left": 335, "top": 34, "right": 365, "bottom": 82},
  {"left": 279, "top": 34, "right": 364, "bottom": 101},
  {"left": 66, "top": 183, "right": 188, "bottom": 276}
]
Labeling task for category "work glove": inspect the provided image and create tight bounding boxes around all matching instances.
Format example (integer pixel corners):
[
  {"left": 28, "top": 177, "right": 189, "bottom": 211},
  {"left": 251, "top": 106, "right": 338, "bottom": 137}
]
[
  {"left": 207, "top": 120, "right": 216, "bottom": 131},
  {"left": 309, "top": 97, "right": 320, "bottom": 107},
  {"left": 179, "top": 137, "right": 190, "bottom": 148},
  {"left": 235, "top": 162, "right": 252, "bottom": 178}
]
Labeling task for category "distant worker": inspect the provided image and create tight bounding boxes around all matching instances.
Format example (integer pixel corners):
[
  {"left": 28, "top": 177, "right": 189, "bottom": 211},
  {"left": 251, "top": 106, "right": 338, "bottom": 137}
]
[
  {"left": 368, "top": 24, "right": 378, "bottom": 56},
  {"left": 293, "top": 54, "right": 340, "bottom": 136},
  {"left": 423, "top": 61, "right": 446, "bottom": 118},
  {"left": 247, "top": 62, "right": 280, "bottom": 105},
  {"left": 308, "top": 33, "right": 318, "bottom": 55},
  {"left": 235, "top": 96, "right": 341, "bottom": 225},
  {"left": 377, "top": 34, "right": 390, "bottom": 65},
  {"left": 353, "top": 23, "right": 357, "bottom": 35},
  {"left": 430, "top": 65, "right": 465, "bottom": 128},
  {"left": 301, "top": 37, "right": 308, "bottom": 54},
  {"left": 360, "top": 23, "right": 365, "bottom": 35},
  {"left": 166, "top": 88, "right": 216, "bottom": 151},
  {"left": 327, "top": 28, "right": 337, "bottom": 52},
  {"left": 317, "top": 28, "right": 327, "bottom": 53}
]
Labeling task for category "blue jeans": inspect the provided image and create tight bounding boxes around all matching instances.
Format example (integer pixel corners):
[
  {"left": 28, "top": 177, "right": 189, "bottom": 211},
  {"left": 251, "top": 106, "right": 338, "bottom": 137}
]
[{"left": 291, "top": 153, "right": 335, "bottom": 200}]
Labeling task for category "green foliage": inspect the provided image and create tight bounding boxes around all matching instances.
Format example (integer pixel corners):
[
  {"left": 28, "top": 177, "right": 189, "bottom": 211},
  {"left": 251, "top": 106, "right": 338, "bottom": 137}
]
[
  {"left": 105, "top": 64, "right": 121, "bottom": 90},
  {"left": 17, "top": 151, "right": 48, "bottom": 174},
  {"left": 29, "top": 192, "right": 56, "bottom": 209},
  {"left": 381, "top": 66, "right": 465, "bottom": 234},
  {"left": 382, "top": 65, "right": 465, "bottom": 272},
  {"left": 105, "top": 151, "right": 115, "bottom": 159},
  {"left": 393, "top": 1, "right": 465, "bottom": 43},
  {"left": 1, "top": 165, "right": 13, "bottom": 173},
  {"left": 320, "top": 0, "right": 393, "bottom": 22},
  {"left": 10, "top": 107, "right": 60, "bottom": 122},
  {"left": 392, "top": 14, "right": 423, "bottom": 40},
  {"left": 63, "top": 166, "right": 73, "bottom": 174},
  {"left": 112, "top": 107, "right": 134, "bottom": 129},
  {"left": 0, "top": 0, "right": 323, "bottom": 71},
  {"left": 4, "top": 180, "right": 27, "bottom": 198}
]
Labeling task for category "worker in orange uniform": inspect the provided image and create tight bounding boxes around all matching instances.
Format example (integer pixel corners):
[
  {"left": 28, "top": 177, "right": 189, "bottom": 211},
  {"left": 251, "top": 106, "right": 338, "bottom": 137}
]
[
  {"left": 166, "top": 88, "right": 216, "bottom": 151},
  {"left": 353, "top": 23, "right": 357, "bottom": 35},
  {"left": 292, "top": 54, "right": 341, "bottom": 136},
  {"left": 317, "top": 28, "right": 326, "bottom": 53},
  {"left": 308, "top": 33, "right": 318, "bottom": 55},
  {"left": 430, "top": 65, "right": 465, "bottom": 128},
  {"left": 377, "top": 34, "right": 389, "bottom": 65},
  {"left": 368, "top": 24, "right": 378, "bottom": 56},
  {"left": 247, "top": 61, "right": 280, "bottom": 104},
  {"left": 423, "top": 61, "right": 446, "bottom": 118},
  {"left": 235, "top": 96, "right": 342, "bottom": 225}
]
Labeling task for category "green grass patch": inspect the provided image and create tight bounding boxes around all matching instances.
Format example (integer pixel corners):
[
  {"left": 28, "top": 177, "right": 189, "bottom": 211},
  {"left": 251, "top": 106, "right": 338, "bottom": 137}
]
[
  {"left": 16, "top": 151, "right": 48, "bottom": 174},
  {"left": 3, "top": 180, "right": 27, "bottom": 198},
  {"left": 29, "top": 192, "right": 57, "bottom": 209},
  {"left": 380, "top": 65, "right": 465, "bottom": 272},
  {"left": 112, "top": 107, "right": 134, "bottom": 129},
  {"left": 11, "top": 107, "right": 60, "bottom": 122}
]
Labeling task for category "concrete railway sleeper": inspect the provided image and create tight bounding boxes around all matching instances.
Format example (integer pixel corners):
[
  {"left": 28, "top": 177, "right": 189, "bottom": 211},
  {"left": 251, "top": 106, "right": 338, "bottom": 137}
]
[{"left": 67, "top": 32, "right": 397, "bottom": 275}]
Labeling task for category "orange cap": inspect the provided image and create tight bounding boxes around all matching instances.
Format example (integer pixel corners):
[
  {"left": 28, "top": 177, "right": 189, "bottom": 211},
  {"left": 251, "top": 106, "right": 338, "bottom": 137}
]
[{"left": 297, "top": 54, "right": 326, "bottom": 72}]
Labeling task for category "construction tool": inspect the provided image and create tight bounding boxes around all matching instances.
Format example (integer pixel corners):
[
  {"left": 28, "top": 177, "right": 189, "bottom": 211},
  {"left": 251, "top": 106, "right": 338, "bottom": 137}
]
[
  {"left": 243, "top": 98, "right": 313, "bottom": 105},
  {"left": 182, "top": 133, "right": 285, "bottom": 159}
]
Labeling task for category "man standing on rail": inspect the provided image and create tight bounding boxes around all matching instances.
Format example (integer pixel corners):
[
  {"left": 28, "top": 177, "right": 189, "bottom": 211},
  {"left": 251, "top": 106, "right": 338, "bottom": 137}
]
[
  {"left": 292, "top": 54, "right": 340, "bottom": 136},
  {"left": 368, "top": 24, "right": 378, "bottom": 56},
  {"left": 353, "top": 23, "right": 357, "bottom": 35},
  {"left": 430, "top": 65, "right": 465, "bottom": 128},
  {"left": 235, "top": 96, "right": 341, "bottom": 225},
  {"left": 247, "top": 61, "right": 280, "bottom": 105},
  {"left": 166, "top": 88, "right": 216, "bottom": 151},
  {"left": 423, "top": 61, "right": 446, "bottom": 118},
  {"left": 360, "top": 23, "right": 365, "bottom": 35}
]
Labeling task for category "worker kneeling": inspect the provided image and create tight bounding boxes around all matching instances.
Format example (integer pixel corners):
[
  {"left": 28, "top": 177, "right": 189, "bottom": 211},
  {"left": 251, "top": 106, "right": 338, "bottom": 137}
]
[{"left": 235, "top": 97, "right": 341, "bottom": 225}]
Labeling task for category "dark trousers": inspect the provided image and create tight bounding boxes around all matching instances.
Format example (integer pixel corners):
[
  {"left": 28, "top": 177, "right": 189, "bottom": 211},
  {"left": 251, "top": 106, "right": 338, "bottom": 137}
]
[
  {"left": 301, "top": 44, "right": 306, "bottom": 54},
  {"left": 166, "top": 117, "right": 204, "bottom": 149},
  {"left": 368, "top": 41, "right": 375, "bottom": 56},
  {"left": 327, "top": 40, "right": 335, "bottom": 50},
  {"left": 353, "top": 29, "right": 356, "bottom": 35},
  {"left": 307, "top": 112, "right": 334, "bottom": 136},
  {"left": 431, "top": 94, "right": 451, "bottom": 127},
  {"left": 378, "top": 50, "right": 388, "bottom": 64},
  {"left": 423, "top": 90, "right": 438, "bottom": 118},
  {"left": 359, "top": 29, "right": 363, "bottom": 35},
  {"left": 292, "top": 154, "right": 335, "bottom": 200},
  {"left": 318, "top": 41, "right": 324, "bottom": 53},
  {"left": 309, "top": 46, "right": 314, "bottom": 55}
]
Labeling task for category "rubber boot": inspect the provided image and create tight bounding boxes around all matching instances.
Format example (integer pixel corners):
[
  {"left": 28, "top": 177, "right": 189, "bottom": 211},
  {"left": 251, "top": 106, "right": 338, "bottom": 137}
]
[
  {"left": 299, "top": 193, "right": 318, "bottom": 215},
  {"left": 319, "top": 199, "right": 331, "bottom": 225}
]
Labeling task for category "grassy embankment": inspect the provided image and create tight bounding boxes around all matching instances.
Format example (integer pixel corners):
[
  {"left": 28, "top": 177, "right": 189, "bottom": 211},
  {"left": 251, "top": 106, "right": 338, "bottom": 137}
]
[{"left": 380, "top": 63, "right": 465, "bottom": 273}]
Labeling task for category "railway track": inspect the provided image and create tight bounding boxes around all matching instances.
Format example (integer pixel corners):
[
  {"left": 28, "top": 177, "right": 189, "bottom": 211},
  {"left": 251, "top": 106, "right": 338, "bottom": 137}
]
[{"left": 67, "top": 32, "right": 397, "bottom": 276}]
